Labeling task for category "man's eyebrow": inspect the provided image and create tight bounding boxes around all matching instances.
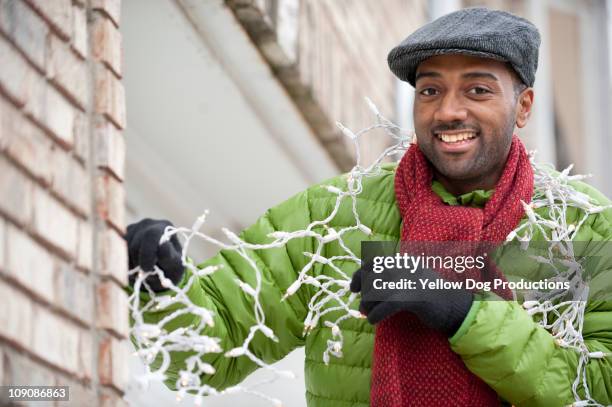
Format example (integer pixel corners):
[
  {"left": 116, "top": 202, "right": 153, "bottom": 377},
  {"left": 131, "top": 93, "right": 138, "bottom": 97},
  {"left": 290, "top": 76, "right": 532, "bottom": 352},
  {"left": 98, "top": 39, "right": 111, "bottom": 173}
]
[
  {"left": 414, "top": 71, "right": 442, "bottom": 82},
  {"left": 462, "top": 72, "right": 500, "bottom": 81}
]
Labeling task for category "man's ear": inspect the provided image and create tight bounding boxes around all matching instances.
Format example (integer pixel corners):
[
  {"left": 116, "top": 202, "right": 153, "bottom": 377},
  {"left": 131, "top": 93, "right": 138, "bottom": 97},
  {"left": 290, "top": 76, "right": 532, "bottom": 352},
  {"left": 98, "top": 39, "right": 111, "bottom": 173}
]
[{"left": 515, "top": 88, "right": 534, "bottom": 128}]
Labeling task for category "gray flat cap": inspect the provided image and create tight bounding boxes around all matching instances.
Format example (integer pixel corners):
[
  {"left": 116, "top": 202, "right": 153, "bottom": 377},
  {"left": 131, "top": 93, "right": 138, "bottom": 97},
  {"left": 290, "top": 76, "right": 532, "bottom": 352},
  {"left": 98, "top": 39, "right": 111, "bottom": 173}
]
[{"left": 388, "top": 7, "right": 541, "bottom": 87}]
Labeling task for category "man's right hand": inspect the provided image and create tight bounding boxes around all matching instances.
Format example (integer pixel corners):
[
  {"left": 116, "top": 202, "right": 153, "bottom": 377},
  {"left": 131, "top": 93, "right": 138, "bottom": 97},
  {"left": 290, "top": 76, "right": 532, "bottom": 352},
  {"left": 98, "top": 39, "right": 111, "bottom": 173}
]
[{"left": 125, "top": 218, "right": 184, "bottom": 292}]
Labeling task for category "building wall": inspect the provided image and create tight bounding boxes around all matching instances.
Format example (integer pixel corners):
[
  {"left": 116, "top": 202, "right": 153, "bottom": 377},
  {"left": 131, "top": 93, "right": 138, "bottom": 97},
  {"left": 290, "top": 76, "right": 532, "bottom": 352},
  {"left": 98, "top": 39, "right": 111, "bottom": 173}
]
[
  {"left": 298, "top": 0, "right": 427, "bottom": 165},
  {"left": 227, "top": 0, "right": 427, "bottom": 169},
  {"left": 0, "top": 0, "right": 129, "bottom": 405}
]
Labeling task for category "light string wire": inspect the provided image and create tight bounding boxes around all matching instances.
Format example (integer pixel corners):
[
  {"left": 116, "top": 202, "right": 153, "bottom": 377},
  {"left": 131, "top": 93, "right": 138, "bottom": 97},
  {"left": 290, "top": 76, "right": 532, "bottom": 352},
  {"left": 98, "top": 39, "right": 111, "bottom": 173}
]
[
  {"left": 127, "top": 98, "right": 611, "bottom": 407},
  {"left": 509, "top": 161, "right": 612, "bottom": 407}
]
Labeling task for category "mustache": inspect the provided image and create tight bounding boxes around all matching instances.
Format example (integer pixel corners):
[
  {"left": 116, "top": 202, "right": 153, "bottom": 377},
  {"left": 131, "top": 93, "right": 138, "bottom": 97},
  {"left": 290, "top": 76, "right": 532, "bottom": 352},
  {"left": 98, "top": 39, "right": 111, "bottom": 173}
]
[{"left": 431, "top": 122, "right": 480, "bottom": 134}]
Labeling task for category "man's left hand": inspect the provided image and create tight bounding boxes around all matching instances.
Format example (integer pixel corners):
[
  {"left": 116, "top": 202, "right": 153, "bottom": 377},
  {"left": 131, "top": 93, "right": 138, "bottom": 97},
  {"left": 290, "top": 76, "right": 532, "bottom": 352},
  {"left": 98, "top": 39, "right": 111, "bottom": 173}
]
[{"left": 350, "top": 263, "right": 474, "bottom": 336}]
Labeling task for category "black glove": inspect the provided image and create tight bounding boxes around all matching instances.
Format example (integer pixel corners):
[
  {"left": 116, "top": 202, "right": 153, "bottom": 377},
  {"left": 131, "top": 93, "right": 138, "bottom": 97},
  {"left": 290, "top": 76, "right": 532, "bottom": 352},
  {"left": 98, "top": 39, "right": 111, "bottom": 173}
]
[
  {"left": 125, "top": 218, "right": 184, "bottom": 292},
  {"left": 350, "top": 263, "right": 473, "bottom": 336}
]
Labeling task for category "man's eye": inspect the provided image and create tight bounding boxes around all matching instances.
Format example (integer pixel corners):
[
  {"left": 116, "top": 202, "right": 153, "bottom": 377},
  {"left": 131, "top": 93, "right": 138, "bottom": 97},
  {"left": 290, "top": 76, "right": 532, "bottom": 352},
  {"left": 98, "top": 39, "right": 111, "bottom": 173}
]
[
  {"left": 468, "top": 87, "right": 491, "bottom": 95},
  {"left": 420, "top": 88, "right": 438, "bottom": 96}
]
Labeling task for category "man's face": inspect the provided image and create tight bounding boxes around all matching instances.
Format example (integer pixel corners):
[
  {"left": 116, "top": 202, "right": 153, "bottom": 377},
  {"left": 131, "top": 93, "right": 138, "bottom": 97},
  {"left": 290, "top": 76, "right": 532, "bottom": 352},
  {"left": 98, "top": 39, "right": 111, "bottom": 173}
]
[{"left": 413, "top": 54, "right": 522, "bottom": 182}]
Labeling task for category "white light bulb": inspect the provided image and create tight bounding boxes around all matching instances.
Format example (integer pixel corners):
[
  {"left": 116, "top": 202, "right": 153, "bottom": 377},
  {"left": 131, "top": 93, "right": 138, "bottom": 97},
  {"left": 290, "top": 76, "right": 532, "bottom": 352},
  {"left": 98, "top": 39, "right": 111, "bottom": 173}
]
[
  {"left": 364, "top": 97, "right": 380, "bottom": 116},
  {"left": 325, "top": 185, "right": 343, "bottom": 195},
  {"left": 225, "top": 347, "right": 245, "bottom": 357},
  {"left": 357, "top": 224, "right": 372, "bottom": 235},
  {"left": 348, "top": 310, "right": 363, "bottom": 318},
  {"left": 259, "top": 325, "right": 278, "bottom": 342},
  {"left": 268, "top": 231, "right": 288, "bottom": 240},
  {"left": 201, "top": 363, "right": 216, "bottom": 375},
  {"left": 285, "top": 280, "right": 301, "bottom": 297}
]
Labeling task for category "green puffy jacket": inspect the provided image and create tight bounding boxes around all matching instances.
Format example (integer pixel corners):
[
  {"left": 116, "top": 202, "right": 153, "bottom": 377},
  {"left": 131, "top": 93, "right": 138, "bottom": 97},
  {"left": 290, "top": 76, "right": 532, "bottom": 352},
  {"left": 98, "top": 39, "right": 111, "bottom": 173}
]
[{"left": 134, "top": 163, "right": 612, "bottom": 406}]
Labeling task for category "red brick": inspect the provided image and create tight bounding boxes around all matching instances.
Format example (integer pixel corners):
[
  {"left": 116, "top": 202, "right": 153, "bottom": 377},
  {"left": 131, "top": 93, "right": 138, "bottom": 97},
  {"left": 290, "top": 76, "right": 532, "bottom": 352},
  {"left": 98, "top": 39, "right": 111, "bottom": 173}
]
[
  {"left": 0, "top": 155, "right": 33, "bottom": 226},
  {"left": 0, "top": 0, "right": 49, "bottom": 71},
  {"left": 96, "top": 173, "right": 125, "bottom": 231},
  {"left": 55, "top": 262, "right": 93, "bottom": 325},
  {"left": 0, "top": 279, "right": 34, "bottom": 348},
  {"left": 6, "top": 224, "right": 55, "bottom": 303},
  {"left": 100, "top": 390, "right": 129, "bottom": 407},
  {"left": 50, "top": 150, "right": 90, "bottom": 217},
  {"left": 71, "top": 4, "right": 88, "bottom": 58},
  {"left": 25, "top": 0, "right": 72, "bottom": 40},
  {"left": 73, "top": 109, "right": 89, "bottom": 163},
  {"left": 97, "top": 337, "right": 111, "bottom": 383},
  {"left": 54, "top": 377, "right": 97, "bottom": 405},
  {"left": 0, "top": 347, "right": 3, "bottom": 385},
  {"left": 0, "top": 218, "right": 4, "bottom": 272},
  {"left": 77, "top": 220, "right": 93, "bottom": 271},
  {"left": 94, "top": 65, "right": 125, "bottom": 129},
  {"left": 2, "top": 345, "right": 58, "bottom": 386},
  {"left": 92, "top": 14, "right": 122, "bottom": 77},
  {"left": 98, "top": 227, "right": 128, "bottom": 285},
  {"left": 92, "top": 0, "right": 120, "bottom": 27},
  {"left": 98, "top": 335, "right": 128, "bottom": 391},
  {"left": 97, "top": 280, "right": 129, "bottom": 338},
  {"left": 31, "top": 79, "right": 76, "bottom": 148},
  {"left": 0, "top": 98, "right": 7, "bottom": 151},
  {"left": 31, "top": 187, "right": 78, "bottom": 259},
  {"left": 0, "top": 37, "right": 75, "bottom": 147},
  {"left": 1, "top": 97, "right": 54, "bottom": 185},
  {"left": 31, "top": 305, "right": 81, "bottom": 374},
  {"left": 0, "top": 35, "right": 40, "bottom": 107},
  {"left": 94, "top": 116, "right": 125, "bottom": 180},
  {"left": 47, "top": 34, "right": 88, "bottom": 109},
  {"left": 78, "top": 329, "right": 93, "bottom": 380}
]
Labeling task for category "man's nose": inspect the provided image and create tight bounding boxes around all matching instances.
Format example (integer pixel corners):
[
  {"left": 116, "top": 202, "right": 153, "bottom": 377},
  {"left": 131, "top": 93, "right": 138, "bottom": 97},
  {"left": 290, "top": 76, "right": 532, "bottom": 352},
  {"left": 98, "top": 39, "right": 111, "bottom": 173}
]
[{"left": 433, "top": 93, "right": 468, "bottom": 123}]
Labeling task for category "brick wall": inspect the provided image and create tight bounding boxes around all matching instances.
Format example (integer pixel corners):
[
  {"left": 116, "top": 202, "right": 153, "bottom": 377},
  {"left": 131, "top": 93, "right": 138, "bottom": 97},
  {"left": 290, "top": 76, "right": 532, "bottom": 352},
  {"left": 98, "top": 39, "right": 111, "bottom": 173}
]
[
  {"left": 0, "top": 0, "right": 128, "bottom": 405},
  {"left": 297, "top": 0, "right": 427, "bottom": 165},
  {"left": 227, "top": 0, "right": 427, "bottom": 170}
]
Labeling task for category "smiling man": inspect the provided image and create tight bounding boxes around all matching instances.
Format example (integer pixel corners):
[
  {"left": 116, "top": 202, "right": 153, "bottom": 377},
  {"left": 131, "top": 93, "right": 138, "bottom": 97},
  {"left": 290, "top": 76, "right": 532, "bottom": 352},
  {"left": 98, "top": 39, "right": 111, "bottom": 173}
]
[
  {"left": 126, "top": 7, "right": 612, "bottom": 407},
  {"left": 413, "top": 55, "right": 531, "bottom": 195},
  {"left": 348, "top": 7, "right": 612, "bottom": 406}
]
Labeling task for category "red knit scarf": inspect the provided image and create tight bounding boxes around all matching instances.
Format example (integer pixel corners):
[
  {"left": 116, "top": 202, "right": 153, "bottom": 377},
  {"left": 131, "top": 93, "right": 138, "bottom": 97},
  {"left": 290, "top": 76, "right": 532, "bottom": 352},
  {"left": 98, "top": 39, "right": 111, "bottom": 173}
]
[{"left": 370, "top": 135, "right": 534, "bottom": 406}]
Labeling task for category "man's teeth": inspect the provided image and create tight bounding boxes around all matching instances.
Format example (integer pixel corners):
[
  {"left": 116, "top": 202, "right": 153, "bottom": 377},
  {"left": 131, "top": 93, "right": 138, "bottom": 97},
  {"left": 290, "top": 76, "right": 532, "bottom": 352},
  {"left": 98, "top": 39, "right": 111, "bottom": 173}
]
[{"left": 437, "top": 132, "right": 477, "bottom": 143}]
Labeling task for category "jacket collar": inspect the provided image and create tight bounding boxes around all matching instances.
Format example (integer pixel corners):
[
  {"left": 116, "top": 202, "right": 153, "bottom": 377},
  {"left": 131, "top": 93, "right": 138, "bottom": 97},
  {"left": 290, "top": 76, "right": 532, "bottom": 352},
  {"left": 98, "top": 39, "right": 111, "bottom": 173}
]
[{"left": 431, "top": 180, "right": 494, "bottom": 208}]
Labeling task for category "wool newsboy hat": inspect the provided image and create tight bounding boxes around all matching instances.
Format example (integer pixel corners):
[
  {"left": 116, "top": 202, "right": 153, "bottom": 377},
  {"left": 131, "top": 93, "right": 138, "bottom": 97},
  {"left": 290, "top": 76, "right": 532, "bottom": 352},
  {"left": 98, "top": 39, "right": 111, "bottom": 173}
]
[{"left": 388, "top": 7, "right": 541, "bottom": 87}]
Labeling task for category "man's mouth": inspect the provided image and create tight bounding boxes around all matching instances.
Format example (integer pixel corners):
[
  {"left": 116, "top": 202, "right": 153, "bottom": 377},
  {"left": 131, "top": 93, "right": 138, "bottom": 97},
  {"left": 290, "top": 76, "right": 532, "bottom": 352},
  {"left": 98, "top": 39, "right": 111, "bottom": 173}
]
[
  {"left": 435, "top": 131, "right": 478, "bottom": 144},
  {"left": 433, "top": 130, "right": 479, "bottom": 153}
]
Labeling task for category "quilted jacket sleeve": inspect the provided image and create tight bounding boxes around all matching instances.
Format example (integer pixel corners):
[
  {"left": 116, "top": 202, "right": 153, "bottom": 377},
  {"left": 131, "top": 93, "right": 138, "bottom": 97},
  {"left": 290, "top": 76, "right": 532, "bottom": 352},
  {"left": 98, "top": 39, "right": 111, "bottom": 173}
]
[
  {"left": 449, "top": 297, "right": 612, "bottom": 406},
  {"left": 130, "top": 182, "right": 328, "bottom": 391},
  {"left": 449, "top": 184, "right": 612, "bottom": 407}
]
